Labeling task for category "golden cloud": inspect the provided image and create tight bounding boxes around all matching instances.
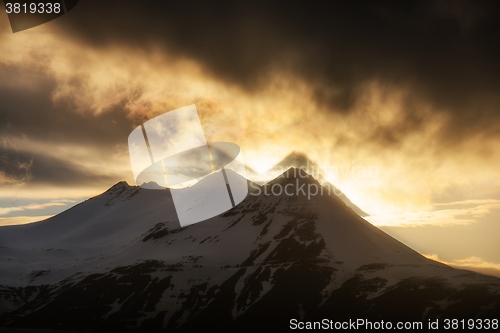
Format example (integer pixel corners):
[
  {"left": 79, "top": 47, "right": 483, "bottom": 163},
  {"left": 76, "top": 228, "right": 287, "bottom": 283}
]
[
  {"left": 1, "top": 16, "right": 500, "bottom": 227},
  {"left": 424, "top": 253, "right": 500, "bottom": 278}
]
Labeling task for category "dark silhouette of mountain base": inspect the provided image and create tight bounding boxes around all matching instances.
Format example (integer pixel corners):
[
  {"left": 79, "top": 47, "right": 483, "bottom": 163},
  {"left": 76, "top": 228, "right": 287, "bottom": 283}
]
[{"left": 0, "top": 169, "right": 499, "bottom": 332}]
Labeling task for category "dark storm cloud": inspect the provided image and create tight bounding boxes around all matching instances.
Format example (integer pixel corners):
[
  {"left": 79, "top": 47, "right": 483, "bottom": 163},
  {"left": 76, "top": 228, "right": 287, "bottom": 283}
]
[
  {"left": 0, "top": 145, "right": 115, "bottom": 186},
  {"left": 0, "top": 65, "right": 133, "bottom": 186},
  {"left": 54, "top": 0, "right": 500, "bottom": 144},
  {"left": 0, "top": 65, "right": 132, "bottom": 147}
]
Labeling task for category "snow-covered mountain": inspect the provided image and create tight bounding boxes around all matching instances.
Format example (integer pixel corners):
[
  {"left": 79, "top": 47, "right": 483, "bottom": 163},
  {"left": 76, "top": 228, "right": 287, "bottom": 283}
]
[
  {"left": 0, "top": 169, "right": 499, "bottom": 332},
  {"left": 246, "top": 152, "right": 367, "bottom": 216}
]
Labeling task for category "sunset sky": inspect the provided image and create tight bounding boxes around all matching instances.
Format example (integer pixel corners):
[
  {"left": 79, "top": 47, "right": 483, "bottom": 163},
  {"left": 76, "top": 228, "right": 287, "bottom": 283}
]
[{"left": 1, "top": 1, "right": 499, "bottom": 276}]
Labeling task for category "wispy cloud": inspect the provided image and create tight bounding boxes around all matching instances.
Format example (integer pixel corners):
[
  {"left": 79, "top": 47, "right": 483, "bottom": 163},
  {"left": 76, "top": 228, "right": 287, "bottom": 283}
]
[
  {"left": 365, "top": 199, "right": 500, "bottom": 227},
  {"left": 424, "top": 254, "right": 500, "bottom": 278},
  {"left": 0, "top": 215, "right": 53, "bottom": 227},
  {"left": 51, "top": 199, "right": 78, "bottom": 203},
  {"left": 0, "top": 202, "right": 66, "bottom": 216}
]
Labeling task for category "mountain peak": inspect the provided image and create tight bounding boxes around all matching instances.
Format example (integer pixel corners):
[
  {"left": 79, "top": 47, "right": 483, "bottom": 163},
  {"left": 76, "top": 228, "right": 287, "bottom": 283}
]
[
  {"left": 262, "top": 165, "right": 367, "bottom": 216},
  {"left": 139, "top": 181, "right": 166, "bottom": 190},
  {"left": 266, "top": 167, "right": 322, "bottom": 189},
  {"left": 276, "top": 151, "right": 318, "bottom": 169},
  {"left": 100, "top": 181, "right": 134, "bottom": 200},
  {"left": 274, "top": 166, "right": 315, "bottom": 180},
  {"left": 111, "top": 181, "right": 130, "bottom": 188}
]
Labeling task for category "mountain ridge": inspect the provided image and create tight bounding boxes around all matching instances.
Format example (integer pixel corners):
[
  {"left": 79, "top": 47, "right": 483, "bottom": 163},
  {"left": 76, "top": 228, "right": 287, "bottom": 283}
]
[{"left": 0, "top": 168, "right": 499, "bottom": 331}]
